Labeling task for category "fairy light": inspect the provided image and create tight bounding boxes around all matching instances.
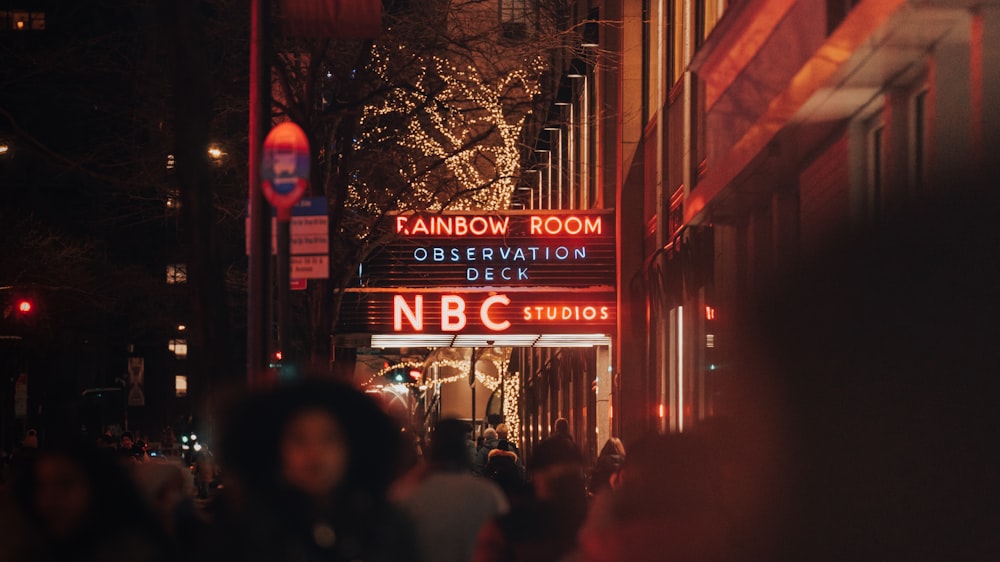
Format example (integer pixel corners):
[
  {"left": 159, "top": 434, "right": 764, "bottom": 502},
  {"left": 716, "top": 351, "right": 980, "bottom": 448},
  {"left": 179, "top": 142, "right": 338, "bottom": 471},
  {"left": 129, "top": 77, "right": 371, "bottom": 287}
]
[
  {"left": 359, "top": 45, "right": 547, "bottom": 211},
  {"left": 502, "top": 372, "right": 520, "bottom": 442},
  {"left": 361, "top": 353, "right": 521, "bottom": 441},
  {"left": 364, "top": 360, "right": 426, "bottom": 387}
]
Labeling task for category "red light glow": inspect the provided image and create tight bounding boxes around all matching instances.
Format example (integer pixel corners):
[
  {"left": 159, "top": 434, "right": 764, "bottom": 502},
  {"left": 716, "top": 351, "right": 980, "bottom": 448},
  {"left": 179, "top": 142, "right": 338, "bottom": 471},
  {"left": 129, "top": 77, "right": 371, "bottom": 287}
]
[
  {"left": 529, "top": 215, "right": 602, "bottom": 235},
  {"left": 393, "top": 293, "right": 511, "bottom": 332},
  {"left": 17, "top": 300, "right": 32, "bottom": 313}
]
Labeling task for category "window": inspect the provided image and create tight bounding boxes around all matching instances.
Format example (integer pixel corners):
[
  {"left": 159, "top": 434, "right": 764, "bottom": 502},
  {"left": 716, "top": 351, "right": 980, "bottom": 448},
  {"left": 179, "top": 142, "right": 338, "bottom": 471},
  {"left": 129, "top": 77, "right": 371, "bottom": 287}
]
[
  {"left": 169, "top": 338, "right": 188, "bottom": 358},
  {"left": 166, "top": 264, "right": 187, "bottom": 284},
  {"left": 175, "top": 376, "right": 188, "bottom": 397},
  {"left": 165, "top": 189, "right": 180, "bottom": 210},
  {"left": 2, "top": 10, "right": 45, "bottom": 31},
  {"left": 499, "top": 0, "right": 530, "bottom": 39}
]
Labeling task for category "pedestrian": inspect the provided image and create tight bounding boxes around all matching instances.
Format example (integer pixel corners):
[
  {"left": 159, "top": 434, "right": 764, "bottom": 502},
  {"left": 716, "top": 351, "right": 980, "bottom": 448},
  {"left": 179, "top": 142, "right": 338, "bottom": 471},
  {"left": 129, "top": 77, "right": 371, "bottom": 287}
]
[
  {"left": 483, "top": 449, "right": 527, "bottom": 501},
  {"left": 474, "top": 434, "right": 589, "bottom": 562},
  {"left": 575, "top": 433, "right": 729, "bottom": 562},
  {"left": 191, "top": 450, "right": 217, "bottom": 499},
  {"left": 494, "top": 423, "right": 520, "bottom": 456},
  {"left": 551, "top": 418, "right": 572, "bottom": 441},
  {"left": 6, "top": 439, "right": 170, "bottom": 562},
  {"left": 133, "top": 459, "right": 203, "bottom": 561},
  {"left": 208, "top": 379, "right": 419, "bottom": 562},
  {"left": 473, "top": 427, "right": 499, "bottom": 475},
  {"left": 588, "top": 437, "right": 626, "bottom": 496},
  {"left": 397, "top": 418, "right": 509, "bottom": 562},
  {"left": 119, "top": 431, "right": 135, "bottom": 452}
]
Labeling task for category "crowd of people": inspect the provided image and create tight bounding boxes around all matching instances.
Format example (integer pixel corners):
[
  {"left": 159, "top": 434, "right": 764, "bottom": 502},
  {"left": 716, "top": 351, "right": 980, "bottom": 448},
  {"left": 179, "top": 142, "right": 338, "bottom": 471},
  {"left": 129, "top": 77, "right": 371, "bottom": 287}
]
[{"left": 0, "top": 378, "right": 749, "bottom": 562}]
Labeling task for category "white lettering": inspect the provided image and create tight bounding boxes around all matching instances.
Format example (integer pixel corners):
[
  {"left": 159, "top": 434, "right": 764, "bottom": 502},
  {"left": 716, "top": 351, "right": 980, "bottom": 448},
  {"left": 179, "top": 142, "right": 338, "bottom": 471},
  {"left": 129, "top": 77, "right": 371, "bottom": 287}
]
[
  {"left": 441, "top": 295, "right": 466, "bottom": 331},
  {"left": 393, "top": 295, "right": 423, "bottom": 331},
  {"left": 481, "top": 295, "right": 511, "bottom": 331}
]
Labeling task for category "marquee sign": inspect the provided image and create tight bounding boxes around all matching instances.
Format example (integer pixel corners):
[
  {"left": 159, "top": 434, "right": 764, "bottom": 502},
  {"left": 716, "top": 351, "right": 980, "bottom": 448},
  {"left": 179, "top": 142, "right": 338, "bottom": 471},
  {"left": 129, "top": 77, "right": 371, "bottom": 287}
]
[
  {"left": 360, "top": 211, "right": 615, "bottom": 289},
  {"left": 340, "top": 210, "right": 616, "bottom": 343}
]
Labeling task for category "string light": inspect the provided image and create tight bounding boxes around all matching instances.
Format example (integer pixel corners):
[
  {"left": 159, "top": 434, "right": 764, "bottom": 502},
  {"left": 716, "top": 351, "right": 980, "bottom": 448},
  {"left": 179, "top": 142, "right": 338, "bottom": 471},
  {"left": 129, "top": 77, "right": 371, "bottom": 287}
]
[
  {"left": 359, "top": 45, "right": 547, "bottom": 211},
  {"left": 362, "top": 354, "right": 521, "bottom": 441}
]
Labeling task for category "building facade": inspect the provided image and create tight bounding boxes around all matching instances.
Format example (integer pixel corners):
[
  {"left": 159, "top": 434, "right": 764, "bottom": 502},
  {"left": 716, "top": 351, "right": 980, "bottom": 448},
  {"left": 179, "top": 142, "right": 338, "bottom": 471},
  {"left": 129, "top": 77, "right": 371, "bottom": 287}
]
[{"left": 521, "top": 0, "right": 1000, "bottom": 445}]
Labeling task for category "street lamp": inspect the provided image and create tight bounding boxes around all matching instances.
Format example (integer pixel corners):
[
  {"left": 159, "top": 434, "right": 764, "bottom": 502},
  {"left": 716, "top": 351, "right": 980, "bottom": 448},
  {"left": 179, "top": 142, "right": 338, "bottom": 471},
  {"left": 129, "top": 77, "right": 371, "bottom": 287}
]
[
  {"left": 544, "top": 127, "right": 564, "bottom": 209},
  {"left": 555, "top": 101, "right": 575, "bottom": 209},
  {"left": 207, "top": 144, "right": 225, "bottom": 163},
  {"left": 568, "top": 72, "right": 589, "bottom": 210},
  {"left": 517, "top": 186, "right": 535, "bottom": 210},
  {"left": 534, "top": 149, "right": 552, "bottom": 209}
]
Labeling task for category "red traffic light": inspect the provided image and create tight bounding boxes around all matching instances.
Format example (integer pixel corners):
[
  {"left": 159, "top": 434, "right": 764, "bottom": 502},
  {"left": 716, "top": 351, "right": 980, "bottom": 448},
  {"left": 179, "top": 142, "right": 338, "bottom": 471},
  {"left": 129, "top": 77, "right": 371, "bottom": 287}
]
[{"left": 17, "top": 300, "right": 32, "bottom": 314}]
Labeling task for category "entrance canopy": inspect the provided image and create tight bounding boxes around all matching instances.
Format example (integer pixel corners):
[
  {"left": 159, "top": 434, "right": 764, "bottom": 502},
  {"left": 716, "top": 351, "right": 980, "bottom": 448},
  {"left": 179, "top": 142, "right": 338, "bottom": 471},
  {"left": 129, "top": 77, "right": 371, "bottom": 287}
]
[{"left": 336, "top": 210, "right": 616, "bottom": 348}]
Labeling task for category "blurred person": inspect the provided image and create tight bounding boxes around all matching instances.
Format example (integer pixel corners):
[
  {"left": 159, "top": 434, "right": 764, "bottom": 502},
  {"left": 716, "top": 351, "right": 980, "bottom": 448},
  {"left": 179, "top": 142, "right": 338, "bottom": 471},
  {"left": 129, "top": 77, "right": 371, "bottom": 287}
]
[
  {"left": 550, "top": 418, "right": 572, "bottom": 442},
  {"left": 483, "top": 449, "right": 527, "bottom": 501},
  {"left": 208, "top": 379, "right": 419, "bottom": 562},
  {"left": 22, "top": 429, "right": 39, "bottom": 450},
  {"left": 95, "top": 434, "right": 116, "bottom": 450},
  {"left": 133, "top": 459, "right": 203, "bottom": 560},
  {"left": 7, "top": 440, "right": 169, "bottom": 562},
  {"left": 597, "top": 437, "right": 625, "bottom": 458},
  {"left": 3, "top": 430, "right": 39, "bottom": 484},
  {"left": 494, "top": 423, "right": 520, "bottom": 456},
  {"left": 191, "top": 450, "right": 218, "bottom": 499},
  {"left": 575, "top": 433, "right": 730, "bottom": 562},
  {"left": 474, "top": 427, "right": 499, "bottom": 475},
  {"left": 475, "top": 434, "right": 588, "bottom": 562},
  {"left": 396, "top": 418, "right": 509, "bottom": 562},
  {"left": 722, "top": 180, "right": 1000, "bottom": 560},
  {"left": 588, "top": 437, "right": 626, "bottom": 497}
]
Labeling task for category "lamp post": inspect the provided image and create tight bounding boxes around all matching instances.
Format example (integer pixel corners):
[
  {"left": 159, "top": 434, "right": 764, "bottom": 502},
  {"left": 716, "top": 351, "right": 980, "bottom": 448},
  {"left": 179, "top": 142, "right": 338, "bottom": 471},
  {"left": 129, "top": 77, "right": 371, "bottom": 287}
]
[
  {"left": 535, "top": 169, "right": 543, "bottom": 210},
  {"left": 543, "top": 127, "right": 564, "bottom": 209},
  {"left": 554, "top": 101, "right": 574, "bottom": 209},
  {"left": 534, "top": 149, "right": 552, "bottom": 209},
  {"left": 568, "top": 72, "right": 589, "bottom": 210},
  {"left": 517, "top": 186, "right": 535, "bottom": 210}
]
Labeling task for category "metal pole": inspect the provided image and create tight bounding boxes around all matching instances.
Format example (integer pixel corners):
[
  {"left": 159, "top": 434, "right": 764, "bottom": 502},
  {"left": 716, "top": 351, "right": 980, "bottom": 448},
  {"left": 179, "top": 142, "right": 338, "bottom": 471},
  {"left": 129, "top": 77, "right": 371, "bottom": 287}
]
[
  {"left": 545, "top": 127, "right": 564, "bottom": 209},
  {"left": 248, "top": 0, "right": 271, "bottom": 387},
  {"left": 277, "top": 216, "right": 291, "bottom": 378},
  {"left": 470, "top": 347, "right": 477, "bottom": 436}
]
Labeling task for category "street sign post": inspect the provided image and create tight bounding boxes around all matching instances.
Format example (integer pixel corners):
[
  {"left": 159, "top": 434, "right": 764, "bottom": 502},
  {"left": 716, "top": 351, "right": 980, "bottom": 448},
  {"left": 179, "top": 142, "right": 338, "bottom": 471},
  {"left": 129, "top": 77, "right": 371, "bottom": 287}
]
[
  {"left": 262, "top": 122, "right": 310, "bottom": 378},
  {"left": 261, "top": 122, "right": 310, "bottom": 219}
]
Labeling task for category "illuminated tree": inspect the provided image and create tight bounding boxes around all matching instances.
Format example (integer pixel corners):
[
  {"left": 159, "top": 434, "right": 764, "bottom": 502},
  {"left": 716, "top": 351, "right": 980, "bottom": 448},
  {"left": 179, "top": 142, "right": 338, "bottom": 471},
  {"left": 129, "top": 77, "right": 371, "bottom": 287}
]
[{"left": 271, "top": 0, "right": 580, "bottom": 370}]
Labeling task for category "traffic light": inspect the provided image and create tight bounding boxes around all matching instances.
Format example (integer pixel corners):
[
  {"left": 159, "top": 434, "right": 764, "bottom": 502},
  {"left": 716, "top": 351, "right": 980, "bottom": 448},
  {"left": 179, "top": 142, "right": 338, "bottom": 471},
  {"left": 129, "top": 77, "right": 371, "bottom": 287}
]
[
  {"left": 3, "top": 297, "right": 36, "bottom": 321},
  {"left": 385, "top": 367, "right": 422, "bottom": 384}
]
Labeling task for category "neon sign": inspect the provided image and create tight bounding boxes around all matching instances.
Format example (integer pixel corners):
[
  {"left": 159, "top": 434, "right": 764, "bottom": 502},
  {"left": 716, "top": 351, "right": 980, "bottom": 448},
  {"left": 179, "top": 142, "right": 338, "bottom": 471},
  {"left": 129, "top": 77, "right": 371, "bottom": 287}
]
[
  {"left": 340, "top": 211, "right": 617, "bottom": 338},
  {"left": 364, "top": 211, "right": 615, "bottom": 289},
  {"left": 339, "top": 290, "right": 617, "bottom": 336}
]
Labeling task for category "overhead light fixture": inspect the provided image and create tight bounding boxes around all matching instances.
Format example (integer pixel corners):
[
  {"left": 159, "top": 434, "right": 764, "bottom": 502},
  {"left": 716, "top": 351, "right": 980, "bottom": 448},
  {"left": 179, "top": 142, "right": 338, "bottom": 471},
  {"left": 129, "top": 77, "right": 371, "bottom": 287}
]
[{"left": 369, "top": 333, "right": 611, "bottom": 348}]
